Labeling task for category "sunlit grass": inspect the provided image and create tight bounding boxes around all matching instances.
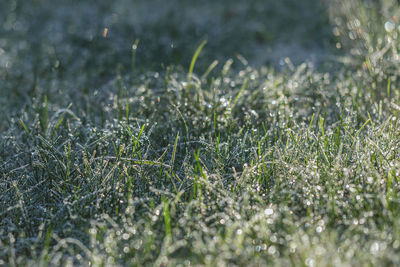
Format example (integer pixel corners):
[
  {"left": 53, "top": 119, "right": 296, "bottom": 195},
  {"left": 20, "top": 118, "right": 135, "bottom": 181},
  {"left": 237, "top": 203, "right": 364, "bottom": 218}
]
[{"left": 2, "top": 0, "right": 400, "bottom": 266}]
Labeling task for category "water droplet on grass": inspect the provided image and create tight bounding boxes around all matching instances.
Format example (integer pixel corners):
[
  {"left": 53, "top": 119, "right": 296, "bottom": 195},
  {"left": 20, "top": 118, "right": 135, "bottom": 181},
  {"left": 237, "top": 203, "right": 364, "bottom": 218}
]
[
  {"left": 264, "top": 208, "right": 273, "bottom": 216},
  {"left": 370, "top": 242, "right": 380, "bottom": 254},
  {"left": 122, "top": 233, "right": 129, "bottom": 240},
  {"left": 385, "top": 21, "right": 395, "bottom": 32},
  {"left": 268, "top": 245, "right": 276, "bottom": 255},
  {"left": 305, "top": 258, "right": 315, "bottom": 267}
]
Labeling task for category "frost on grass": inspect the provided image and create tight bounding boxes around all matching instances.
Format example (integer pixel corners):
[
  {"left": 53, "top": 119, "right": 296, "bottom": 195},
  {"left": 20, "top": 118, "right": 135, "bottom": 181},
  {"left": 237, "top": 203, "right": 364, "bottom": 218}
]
[{"left": 2, "top": 0, "right": 400, "bottom": 266}]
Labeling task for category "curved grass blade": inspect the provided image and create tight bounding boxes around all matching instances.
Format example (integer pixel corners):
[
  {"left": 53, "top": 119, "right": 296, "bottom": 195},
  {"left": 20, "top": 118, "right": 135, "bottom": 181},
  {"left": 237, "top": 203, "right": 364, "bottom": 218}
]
[{"left": 187, "top": 40, "right": 207, "bottom": 90}]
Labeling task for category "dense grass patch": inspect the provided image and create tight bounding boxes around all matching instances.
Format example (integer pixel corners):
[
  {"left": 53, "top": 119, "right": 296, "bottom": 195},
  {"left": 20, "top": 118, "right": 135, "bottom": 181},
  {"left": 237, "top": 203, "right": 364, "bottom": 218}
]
[{"left": 2, "top": 0, "right": 400, "bottom": 266}]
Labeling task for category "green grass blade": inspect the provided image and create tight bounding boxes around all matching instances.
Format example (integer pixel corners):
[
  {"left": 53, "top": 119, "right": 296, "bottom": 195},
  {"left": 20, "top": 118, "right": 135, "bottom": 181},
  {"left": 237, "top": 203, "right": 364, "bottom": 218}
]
[
  {"left": 162, "top": 197, "right": 172, "bottom": 238},
  {"left": 132, "top": 39, "right": 140, "bottom": 79},
  {"left": 171, "top": 132, "right": 179, "bottom": 169},
  {"left": 187, "top": 40, "right": 207, "bottom": 89}
]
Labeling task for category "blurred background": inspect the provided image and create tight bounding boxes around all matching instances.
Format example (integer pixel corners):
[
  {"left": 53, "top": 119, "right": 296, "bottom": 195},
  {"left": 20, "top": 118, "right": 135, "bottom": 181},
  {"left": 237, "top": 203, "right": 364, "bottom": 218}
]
[{"left": 0, "top": 0, "right": 332, "bottom": 83}]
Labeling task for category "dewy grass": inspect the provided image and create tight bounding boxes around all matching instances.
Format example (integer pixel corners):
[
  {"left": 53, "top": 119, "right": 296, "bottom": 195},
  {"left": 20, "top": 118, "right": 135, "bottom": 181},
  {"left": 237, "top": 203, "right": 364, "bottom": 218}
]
[
  {"left": 187, "top": 39, "right": 207, "bottom": 90},
  {"left": 2, "top": 0, "right": 400, "bottom": 266}
]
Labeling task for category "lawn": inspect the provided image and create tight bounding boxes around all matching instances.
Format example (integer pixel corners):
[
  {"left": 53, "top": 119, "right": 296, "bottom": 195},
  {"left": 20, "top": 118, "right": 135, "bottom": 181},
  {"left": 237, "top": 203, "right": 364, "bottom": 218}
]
[{"left": 1, "top": 0, "right": 400, "bottom": 266}]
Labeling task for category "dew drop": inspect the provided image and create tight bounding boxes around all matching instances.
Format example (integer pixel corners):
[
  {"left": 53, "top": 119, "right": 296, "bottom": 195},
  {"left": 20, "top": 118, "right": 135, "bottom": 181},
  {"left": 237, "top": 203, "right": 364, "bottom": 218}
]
[{"left": 385, "top": 21, "right": 395, "bottom": 32}]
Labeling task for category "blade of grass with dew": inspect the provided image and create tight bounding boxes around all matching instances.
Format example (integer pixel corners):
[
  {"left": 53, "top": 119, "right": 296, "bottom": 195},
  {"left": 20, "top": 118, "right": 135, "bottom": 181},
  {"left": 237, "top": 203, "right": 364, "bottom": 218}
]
[
  {"left": 132, "top": 39, "right": 140, "bottom": 79},
  {"left": 231, "top": 78, "right": 248, "bottom": 111},
  {"left": 187, "top": 39, "right": 207, "bottom": 90},
  {"left": 201, "top": 60, "right": 218, "bottom": 81},
  {"left": 171, "top": 132, "right": 179, "bottom": 170},
  {"left": 162, "top": 197, "right": 172, "bottom": 238}
]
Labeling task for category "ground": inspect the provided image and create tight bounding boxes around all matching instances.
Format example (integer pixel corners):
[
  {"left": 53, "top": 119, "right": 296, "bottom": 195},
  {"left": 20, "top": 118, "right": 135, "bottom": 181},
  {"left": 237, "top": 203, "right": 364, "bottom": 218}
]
[{"left": 1, "top": 0, "right": 400, "bottom": 266}]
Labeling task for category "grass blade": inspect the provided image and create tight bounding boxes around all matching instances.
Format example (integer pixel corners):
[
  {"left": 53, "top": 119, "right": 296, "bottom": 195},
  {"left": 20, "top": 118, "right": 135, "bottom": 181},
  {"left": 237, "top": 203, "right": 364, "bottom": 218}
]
[{"left": 187, "top": 40, "right": 207, "bottom": 89}]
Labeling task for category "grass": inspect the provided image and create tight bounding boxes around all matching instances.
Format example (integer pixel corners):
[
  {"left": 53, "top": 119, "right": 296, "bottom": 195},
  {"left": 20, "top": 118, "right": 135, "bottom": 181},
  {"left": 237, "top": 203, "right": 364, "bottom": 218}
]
[{"left": 2, "top": 0, "right": 400, "bottom": 266}]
